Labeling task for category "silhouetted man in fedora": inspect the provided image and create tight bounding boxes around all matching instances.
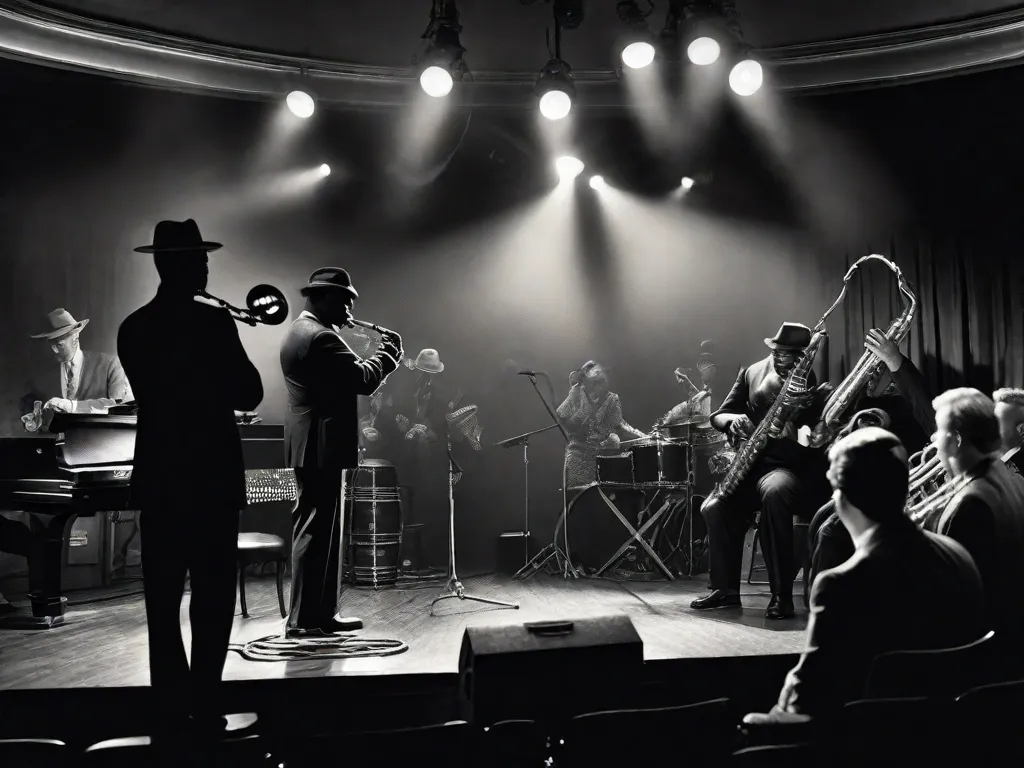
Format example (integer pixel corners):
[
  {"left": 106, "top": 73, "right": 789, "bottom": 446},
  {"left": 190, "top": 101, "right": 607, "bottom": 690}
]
[
  {"left": 117, "top": 220, "right": 263, "bottom": 739},
  {"left": 281, "top": 268, "right": 402, "bottom": 635},
  {"left": 21, "top": 308, "right": 132, "bottom": 432},
  {"left": 691, "top": 322, "right": 833, "bottom": 619}
]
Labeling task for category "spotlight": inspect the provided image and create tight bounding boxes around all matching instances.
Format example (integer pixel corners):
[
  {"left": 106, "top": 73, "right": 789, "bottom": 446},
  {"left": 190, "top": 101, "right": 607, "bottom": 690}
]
[
  {"left": 681, "top": 176, "right": 694, "bottom": 189},
  {"left": 687, "top": 37, "right": 720, "bottom": 65},
  {"left": 420, "top": 66, "right": 454, "bottom": 98},
  {"left": 319, "top": 164, "right": 331, "bottom": 177},
  {"left": 286, "top": 90, "right": 315, "bottom": 119},
  {"left": 729, "top": 59, "right": 763, "bottom": 96},
  {"left": 621, "top": 41, "right": 656, "bottom": 69},
  {"left": 416, "top": 1, "right": 466, "bottom": 98},
  {"left": 555, "top": 156, "right": 584, "bottom": 181},
  {"left": 535, "top": 58, "right": 576, "bottom": 121},
  {"left": 589, "top": 175, "right": 606, "bottom": 189}
]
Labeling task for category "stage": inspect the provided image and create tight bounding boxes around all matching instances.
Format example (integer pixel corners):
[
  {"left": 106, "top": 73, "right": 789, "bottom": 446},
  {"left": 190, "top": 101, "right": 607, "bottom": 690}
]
[{"left": 0, "top": 573, "right": 808, "bottom": 690}]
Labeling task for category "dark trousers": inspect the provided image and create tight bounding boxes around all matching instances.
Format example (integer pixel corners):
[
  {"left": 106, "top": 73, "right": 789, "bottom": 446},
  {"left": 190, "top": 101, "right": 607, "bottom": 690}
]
[
  {"left": 287, "top": 466, "right": 344, "bottom": 630},
  {"left": 140, "top": 502, "right": 239, "bottom": 722},
  {"left": 703, "top": 463, "right": 826, "bottom": 596},
  {"left": 808, "top": 498, "right": 854, "bottom": 590}
]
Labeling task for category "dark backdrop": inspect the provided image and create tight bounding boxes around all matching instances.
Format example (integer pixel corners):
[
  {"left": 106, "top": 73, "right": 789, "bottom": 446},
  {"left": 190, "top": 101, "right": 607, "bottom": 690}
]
[{"left": 1, "top": 59, "right": 1022, "bottom": 573}]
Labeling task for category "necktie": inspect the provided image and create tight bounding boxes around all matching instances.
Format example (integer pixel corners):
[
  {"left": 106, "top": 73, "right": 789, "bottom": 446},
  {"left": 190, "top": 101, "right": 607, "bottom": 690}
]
[{"left": 65, "top": 364, "right": 77, "bottom": 400}]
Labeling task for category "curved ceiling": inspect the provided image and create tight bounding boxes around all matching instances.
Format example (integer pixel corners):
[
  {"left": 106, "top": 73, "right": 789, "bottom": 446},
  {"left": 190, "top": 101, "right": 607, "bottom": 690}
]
[{"left": 3, "top": 0, "right": 1024, "bottom": 106}]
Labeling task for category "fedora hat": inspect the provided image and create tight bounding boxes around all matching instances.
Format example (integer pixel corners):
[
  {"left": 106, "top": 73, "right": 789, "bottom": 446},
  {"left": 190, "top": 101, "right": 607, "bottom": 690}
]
[
  {"left": 413, "top": 348, "right": 444, "bottom": 374},
  {"left": 30, "top": 308, "right": 89, "bottom": 340},
  {"left": 134, "top": 219, "right": 222, "bottom": 253},
  {"left": 300, "top": 267, "right": 359, "bottom": 298},
  {"left": 764, "top": 322, "right": 812, "bottom": 351}
]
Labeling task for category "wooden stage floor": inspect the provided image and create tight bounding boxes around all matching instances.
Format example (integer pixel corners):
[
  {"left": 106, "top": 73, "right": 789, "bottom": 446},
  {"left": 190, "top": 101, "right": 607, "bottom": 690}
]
[{"left": 0, "top": 574, "right": 809, "bottom": 690}]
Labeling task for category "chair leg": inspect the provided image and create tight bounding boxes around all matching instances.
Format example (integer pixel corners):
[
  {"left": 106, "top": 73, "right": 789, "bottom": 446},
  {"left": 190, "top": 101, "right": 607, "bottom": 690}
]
[
  {"left": 276, "top": 558, "right": 287, "bottom": 618},
  {"left": 747, "top": 529, "right": 759, "bottom": 585},
  {"left": 238, "top": 564, "right": 249, "bottom": 619}
]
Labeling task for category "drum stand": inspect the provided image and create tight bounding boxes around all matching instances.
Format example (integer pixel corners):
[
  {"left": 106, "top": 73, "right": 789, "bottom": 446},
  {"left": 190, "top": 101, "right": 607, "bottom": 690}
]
[{"left": 431, "top": 434, "right": 519, "bottom": 614}]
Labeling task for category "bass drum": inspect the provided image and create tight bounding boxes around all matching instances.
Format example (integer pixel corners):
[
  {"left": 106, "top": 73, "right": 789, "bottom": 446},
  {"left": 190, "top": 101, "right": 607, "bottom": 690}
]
[{"left": 559, "top": 484, "right": 650, "bottom": 574}]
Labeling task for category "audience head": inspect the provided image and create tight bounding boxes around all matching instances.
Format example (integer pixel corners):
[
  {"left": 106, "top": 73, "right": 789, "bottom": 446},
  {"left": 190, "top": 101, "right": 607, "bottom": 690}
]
[
  {"left": 993, "top": 388, "right": 1024, "bottom": 453},
  {"left": 931, "top": 388, "right": 1002, "bottom": 475},
  {"left": 827, "top": 427, "right": 909, "bottom": 534}
]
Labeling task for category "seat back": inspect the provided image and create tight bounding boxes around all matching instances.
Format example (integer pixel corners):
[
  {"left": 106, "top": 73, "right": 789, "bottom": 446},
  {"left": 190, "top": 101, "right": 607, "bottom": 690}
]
[
  {"left": 864, "top": 630, "right": 996, "bottom": 699},
  {"left": 282, "top": 721, "right": 472, "bottom": 768},
  {"left": 957, "top": 679, "right": 1024, "bottom": 764},
  {"left": 732, "top": 743, "right": 816, "bottom": 767},
  {"left": 561, "top": 698, "right": 732, "bottom": 768},
  {"left": 0, "top": 739, "right": 69, "bottom": 768},
  {"left": 841, "top": 697, "right": 953, "bottom": 766}
]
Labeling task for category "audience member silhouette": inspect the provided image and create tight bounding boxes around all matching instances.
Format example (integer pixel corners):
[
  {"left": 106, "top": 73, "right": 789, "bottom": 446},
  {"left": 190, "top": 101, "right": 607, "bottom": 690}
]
[
  {"left": 117, "top": 219, "right": 263, "bottom": 739},
  {"left": 771, "top": 427, "right": 984, "bottom": 718}
]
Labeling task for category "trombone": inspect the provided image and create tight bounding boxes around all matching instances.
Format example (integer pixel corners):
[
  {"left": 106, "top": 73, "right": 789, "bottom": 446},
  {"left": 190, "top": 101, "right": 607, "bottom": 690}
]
[{"left": 196, "top": 284, "right": 289, "bottom": 326}]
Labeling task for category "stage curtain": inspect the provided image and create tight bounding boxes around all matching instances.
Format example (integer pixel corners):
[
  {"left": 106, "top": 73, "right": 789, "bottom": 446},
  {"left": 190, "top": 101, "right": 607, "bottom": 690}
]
[{"left": 814, "top": 233, "right": 1024, "bottom": 397}]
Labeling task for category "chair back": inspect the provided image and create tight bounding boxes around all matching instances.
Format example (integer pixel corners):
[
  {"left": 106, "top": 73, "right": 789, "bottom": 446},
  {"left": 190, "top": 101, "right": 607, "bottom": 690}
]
[
  {"left": 732, "top": 743, "right": 816, "bottom": 767},
  {"left": 864, "top": 630, "right": 996, "bottom": 699},
  {"left": 842, "top": 697, "right": 953, "bottom": 765},
  {"left": 561, "top": 698, "right": 732, "bottom": 768},
  {"left": 956, "top": 679, "right": 1024, "bottom": 763}
]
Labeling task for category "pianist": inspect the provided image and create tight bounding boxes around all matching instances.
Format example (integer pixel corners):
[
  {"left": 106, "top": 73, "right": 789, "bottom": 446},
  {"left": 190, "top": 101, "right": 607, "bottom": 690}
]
[{"left": 21, "top": 308, "right": 132, "bottom": 432}]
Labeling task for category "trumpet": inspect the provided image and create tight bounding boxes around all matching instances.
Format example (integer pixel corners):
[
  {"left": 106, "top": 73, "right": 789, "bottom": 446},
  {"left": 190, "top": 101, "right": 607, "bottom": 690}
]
[
  {"left": 196, "top": 285, "right": 289, "bottom": 326},
  {"left": 347, "top": 318, "right": 400, "bottom": 343}
]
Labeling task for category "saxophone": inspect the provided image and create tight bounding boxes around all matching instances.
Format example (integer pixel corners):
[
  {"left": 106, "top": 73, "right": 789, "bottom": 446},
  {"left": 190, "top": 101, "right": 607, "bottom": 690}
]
[
  {"left": 705, "top": 330, "right": 827, "bottom": 506},
  {"left": 702, "top": 254, "right": 893, "bottom": 507},
  {"left": 808, "top": 255, "right": 917, "bottom": 449}
]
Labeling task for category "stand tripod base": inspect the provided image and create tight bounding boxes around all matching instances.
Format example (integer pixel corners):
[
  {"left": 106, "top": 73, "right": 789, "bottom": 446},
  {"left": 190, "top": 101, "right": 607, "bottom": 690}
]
[
  {"left": 430, "top": 578, "right": 519, "bottom": 614},
  {"left": 513, "top": 542, "right": 582, "bottom": 580}
]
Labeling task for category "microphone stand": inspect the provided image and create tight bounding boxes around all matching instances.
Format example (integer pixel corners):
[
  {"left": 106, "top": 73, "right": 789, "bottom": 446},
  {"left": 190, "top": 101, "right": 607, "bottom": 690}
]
[
  {"left": 513, "top": 374, "right": 580, "bottom": 580},
  {"left": 430, "top": 423, "right": 519, "bottom": 614},
  {"left": 494, "top": 424, "right": 561, "bottom": 571}
]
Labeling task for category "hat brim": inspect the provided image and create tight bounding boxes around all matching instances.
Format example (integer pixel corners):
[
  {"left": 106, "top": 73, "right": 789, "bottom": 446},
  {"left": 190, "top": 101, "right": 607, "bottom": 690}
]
[
  {"left": 764, "top": 338, "right": 809, "bottom": 351},
  {"left": 300, "top": 282, "right": 359, "bottom": 298},
  {"left": 133, "top": 242, "right": 223, "bottom": 253},
  {"left": 414, "top": 362, "right": 444, "bottom": 374},
  {"left": 31, "top": 319, "right": 89, "bottom": 340}
]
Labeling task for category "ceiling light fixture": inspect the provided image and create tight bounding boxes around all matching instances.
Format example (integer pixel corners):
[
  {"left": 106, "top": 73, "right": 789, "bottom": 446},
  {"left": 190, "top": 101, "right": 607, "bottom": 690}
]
[
  {"left": 535, "top": 2, "right": 577, "bottom": 120},
  {"left": 415, "top": 1, "right": 467, "bottom": 98},
  {"left": 286, "top": 90, "right": 315, "bottom": 118},
  {"left": 617, "top": 1, "right": 657, "bottom": 69}
]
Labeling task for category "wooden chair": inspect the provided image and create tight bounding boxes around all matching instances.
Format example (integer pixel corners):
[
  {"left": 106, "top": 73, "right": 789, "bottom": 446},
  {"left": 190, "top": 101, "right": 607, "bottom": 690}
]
[
  {"left": 237, "top": 533, "right": 287, "bottom": 618},
  {"left": 863, "top": 630, "right": 997, "bottom": 699}
]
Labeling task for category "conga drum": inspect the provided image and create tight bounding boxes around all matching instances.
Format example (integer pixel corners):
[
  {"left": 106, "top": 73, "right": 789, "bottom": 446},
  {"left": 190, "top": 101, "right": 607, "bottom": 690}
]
[{"left": 343, "top": 459, "right": 403, "bottom": 587}]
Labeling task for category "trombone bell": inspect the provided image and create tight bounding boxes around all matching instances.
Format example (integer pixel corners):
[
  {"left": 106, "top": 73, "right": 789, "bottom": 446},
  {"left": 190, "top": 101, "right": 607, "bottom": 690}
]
[{"left": 245, "top": 284, "right": 289, "bottom": 326}]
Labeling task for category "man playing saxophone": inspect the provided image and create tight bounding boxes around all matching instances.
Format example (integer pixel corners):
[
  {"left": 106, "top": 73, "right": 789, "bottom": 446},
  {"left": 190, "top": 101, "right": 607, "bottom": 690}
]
[
  {"left": 925, "top": 388, "right": 1024, "bottom": 646},
  {"left": 691, "top": 323, "right": 832, "bottom": 619}
]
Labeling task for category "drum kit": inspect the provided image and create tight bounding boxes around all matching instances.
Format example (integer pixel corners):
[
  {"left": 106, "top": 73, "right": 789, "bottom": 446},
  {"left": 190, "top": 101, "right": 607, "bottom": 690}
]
[{"left": 526, "top": 411, "right": 729, "bottom": 581}]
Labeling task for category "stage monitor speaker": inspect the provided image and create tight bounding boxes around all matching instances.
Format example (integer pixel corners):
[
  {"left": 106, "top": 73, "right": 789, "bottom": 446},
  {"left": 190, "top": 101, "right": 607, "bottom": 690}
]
[{"left": 458, "top": 614, "right": 644, "bottom": 724}]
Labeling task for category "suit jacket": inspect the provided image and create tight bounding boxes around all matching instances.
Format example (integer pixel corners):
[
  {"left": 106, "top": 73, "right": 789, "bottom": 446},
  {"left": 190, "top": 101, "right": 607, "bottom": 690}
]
[
  {"left": 711, "top": 356, "right": 826, "bottom": 468},
  {"left": 776, "top": 520, "right": 984, "bottom": 716},
  {"left": 117, "top": 289, "right": 263, "bottom": 510},
  {"left": 935, "top": 457, "right": 1024, "bottom": 642},
  {"left": 21, "top": 351, "right": 132, "bottom": 415},
  {"left": 280, "top": 313, "right": 399, "bottom": 473}
]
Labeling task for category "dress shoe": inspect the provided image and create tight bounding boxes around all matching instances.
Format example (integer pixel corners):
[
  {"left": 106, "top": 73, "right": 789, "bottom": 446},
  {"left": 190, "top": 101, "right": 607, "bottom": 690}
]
[
  {"left": 690, "top": 590, "right": 742, "bottom": 610},
  {"left": 320, "top": 617, "right": 363, "bottom": 633},
  {"left": 765, "top": 595, "right": 795, "bottom": 620}
]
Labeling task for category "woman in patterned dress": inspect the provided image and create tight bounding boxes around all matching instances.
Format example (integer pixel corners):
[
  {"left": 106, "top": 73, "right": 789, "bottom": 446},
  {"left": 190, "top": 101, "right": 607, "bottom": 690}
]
[{"left": 557, "top": 361, "right": 647, "bottom": 491}]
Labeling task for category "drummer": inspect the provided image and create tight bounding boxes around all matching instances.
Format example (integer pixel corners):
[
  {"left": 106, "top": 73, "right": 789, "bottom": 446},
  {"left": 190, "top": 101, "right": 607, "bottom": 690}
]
[
  {"left": 658, "top": 358, "right": 718, "bottom": 435},
  {"left": 556, "top": 361, "right": 648, "bottom": 491}
]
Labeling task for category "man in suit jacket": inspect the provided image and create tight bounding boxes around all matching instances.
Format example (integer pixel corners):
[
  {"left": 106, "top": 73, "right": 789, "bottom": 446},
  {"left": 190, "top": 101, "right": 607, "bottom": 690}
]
[
  {"left": 118, "top": 220, "right": 263, "bottom": 739},
  {"left": 807, "top": 330, "right": 935, "bottom": 589},
  {"left": 772, "top": 427, "right": 984, "bottom": 717},
  {"left": 929, "top": 388, "right": 1024, "bottom": 644},
  {"left": 691, "top": 322, "right": 833, "bottom": 619},
  {"left": 280, "top": 268, "right": 402, "bottom": 634},
  {"left": 20, "top": 308, "right": 132, "bottom": 432}
]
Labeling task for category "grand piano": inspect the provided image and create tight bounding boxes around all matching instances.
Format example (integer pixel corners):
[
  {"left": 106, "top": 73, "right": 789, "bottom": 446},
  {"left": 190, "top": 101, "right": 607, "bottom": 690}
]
[{"left": 0, "top": 408, "right": 294, "bottom": 629}]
